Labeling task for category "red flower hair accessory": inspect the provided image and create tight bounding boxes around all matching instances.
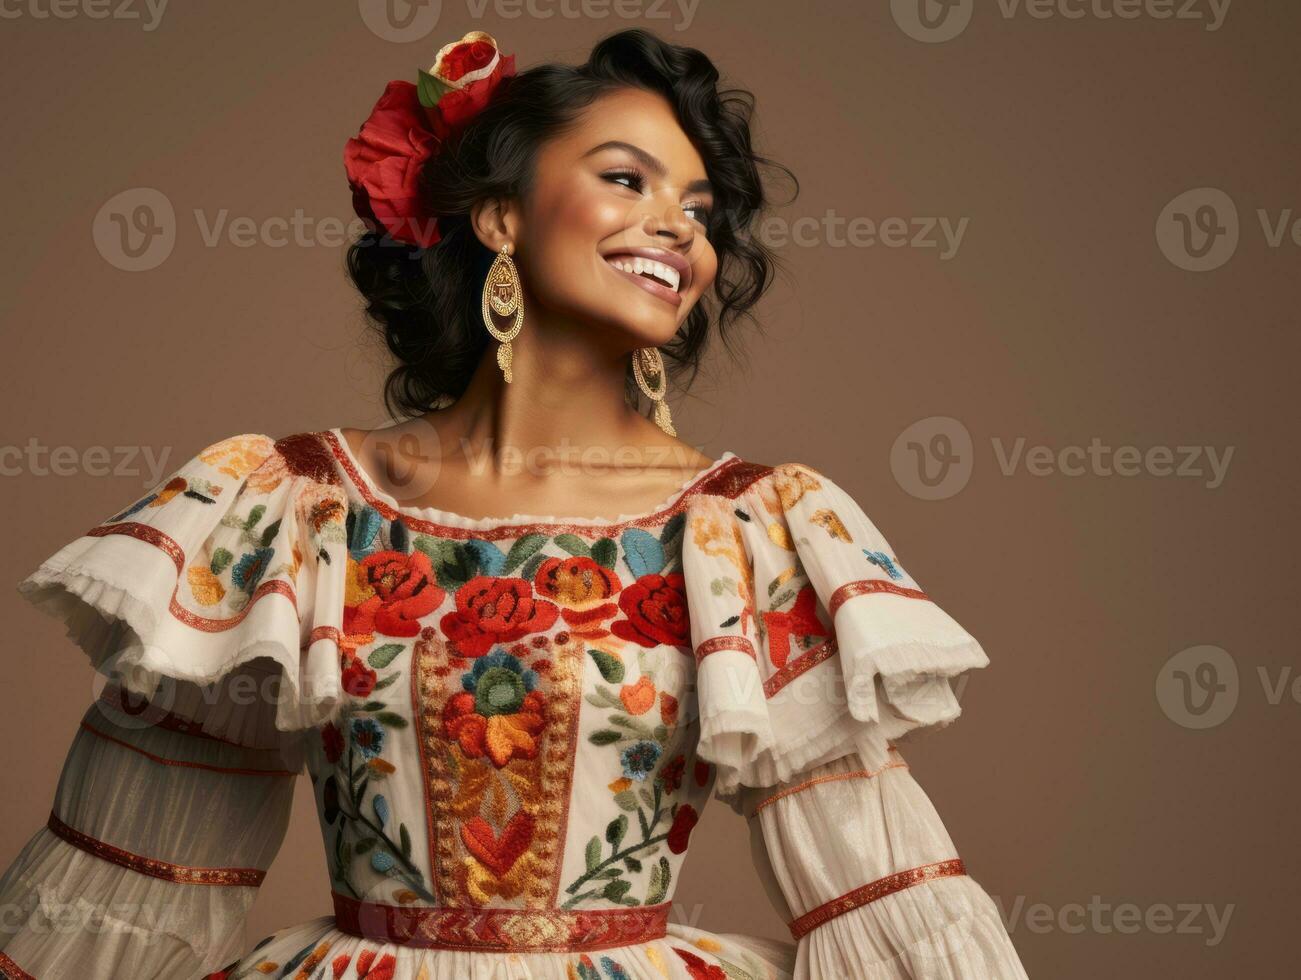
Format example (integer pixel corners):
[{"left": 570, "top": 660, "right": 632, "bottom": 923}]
[{"left": 344, "top": 31, "right": 516, "bottom": 249}]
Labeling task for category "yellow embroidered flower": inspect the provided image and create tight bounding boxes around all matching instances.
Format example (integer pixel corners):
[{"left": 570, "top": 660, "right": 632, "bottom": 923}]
[
  {"left": 766, "top": 520, "right": 794, "bottom": 551},
  {"left": 186, "top": 565, "right": 225, "bottom": 606},
  {"left": 199, "top": 434, "right": 276, "bottom": 480},
  {"left": 772, "top": 462, "right": 822, "bottom": 509},
  {"left": 693, "top": 936, "right": 723, "bottom": 953},
  {"left": 246, "top": 449, "right": 290, "bottom": 494},
  {"left": 810, "top": 507, "right": 851, "bottom": 541},
  {"left": 644, "top": 944, "right": 670, "bottom": 975}
]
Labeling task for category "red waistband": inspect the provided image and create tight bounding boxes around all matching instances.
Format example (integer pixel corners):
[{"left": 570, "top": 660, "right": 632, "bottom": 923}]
[{"left": 331, "top": 891, "right": 671, "bottom": 953}]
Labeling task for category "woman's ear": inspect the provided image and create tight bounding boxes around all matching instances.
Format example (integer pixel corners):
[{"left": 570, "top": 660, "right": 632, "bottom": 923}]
[{"left": 470, "top": 196, "right": 519, "bottom": 252}]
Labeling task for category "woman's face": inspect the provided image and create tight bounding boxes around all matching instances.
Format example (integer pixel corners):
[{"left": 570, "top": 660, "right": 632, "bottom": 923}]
[{"left": 510, "top": 87, "right": 719, "bottom": 349}]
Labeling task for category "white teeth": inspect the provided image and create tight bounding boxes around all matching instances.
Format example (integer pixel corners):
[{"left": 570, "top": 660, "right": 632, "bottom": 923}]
[{"left": 608, "top": 255, "right": 681, "bottom": 292}]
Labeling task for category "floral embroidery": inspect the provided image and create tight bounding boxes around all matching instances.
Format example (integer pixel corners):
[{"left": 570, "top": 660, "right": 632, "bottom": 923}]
[
  {"left": 863, "top": 548, "right": 904, "bottom": 580},
  {"left": 611, "top": 573, "right": 691, "bottom": 649},
  {"left": 347, "top": 549, "right": 445, "bottom": 637},
  {"left": 761, "top": 584, "right": 832, "bottom": 670},
  {"left": 440, "top": 575, "right": 561, "bottom": 656},
  {"left": 198, "top": 433, "right": 276, "bottom": 480},
  {"left": 443, "top": 649, "right": 546, "bottom": 767},
  {"left": 571, "top": 952, "right": 634, "bottom": 980}
]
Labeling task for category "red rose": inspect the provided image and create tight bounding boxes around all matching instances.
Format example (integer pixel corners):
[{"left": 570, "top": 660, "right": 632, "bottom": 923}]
[
  {"left": 341, "top": 656, "right": 378, "bottom": 697},
  {"left": 611, "top": 572, "right": 691, "bottom": 649},
  {"left": 343, "top": 80, "right": 442, "bottom": 248},
  {"left": 422, "top": 31, "right": 516, "bottom": 140},
  {"left": 440, "top": 576, "right": 559, "bottom": 657},
  {"left": 347, "top": 550, "right": 445, "bottom": 638},
  {"left": 667, "top": 803, "right": 698, "bottom": 854}
]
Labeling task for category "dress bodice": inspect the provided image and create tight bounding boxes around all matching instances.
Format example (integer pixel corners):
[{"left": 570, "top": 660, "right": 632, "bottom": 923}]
[{"left": 303, "top": 429, "right": 737, "bottom": 945}]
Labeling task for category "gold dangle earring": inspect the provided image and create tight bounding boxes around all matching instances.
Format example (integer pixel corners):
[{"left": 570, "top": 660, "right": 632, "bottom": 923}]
[
  {"left": 482, "top": 242, "right": 524, "bottom": 383},
  {"left": 633, "top": 346, "right": 676, "bottom": 436}
]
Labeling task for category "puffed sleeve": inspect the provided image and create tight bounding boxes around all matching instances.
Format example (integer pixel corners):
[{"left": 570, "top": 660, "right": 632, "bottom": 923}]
[
  {"left": 0, "top": 431, "right": 351, "bottom": 978},
  {"left": 682, "top": 461, "right": 1028, "bottom": 978}
]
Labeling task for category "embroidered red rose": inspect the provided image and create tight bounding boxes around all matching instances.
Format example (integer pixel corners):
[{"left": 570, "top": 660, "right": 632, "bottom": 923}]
[
  {"left": 341, "top": 656, "right": 378, "bottom": 697},
  {"left": 440, "top": 576, "right": 559, "bottom": 657},
  {"left": 611, "top": 572, "right": 691, "bottom": 649},
  {"left": 667, "top": 803, "right": 699, "bottom": 854},
  {"left": 346, "top": 550, "right": 445, "bottom": 638}
]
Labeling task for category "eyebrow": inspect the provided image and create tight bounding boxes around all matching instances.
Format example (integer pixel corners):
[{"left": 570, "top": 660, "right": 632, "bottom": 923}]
[{"left": 582, "top": 140, "right": 714, "bottom": 196}]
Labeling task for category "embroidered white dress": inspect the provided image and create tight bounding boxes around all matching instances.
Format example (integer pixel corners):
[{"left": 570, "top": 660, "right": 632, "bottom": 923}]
[{"left": 0, "top": 428, "right": 1028, "bottom": 980}]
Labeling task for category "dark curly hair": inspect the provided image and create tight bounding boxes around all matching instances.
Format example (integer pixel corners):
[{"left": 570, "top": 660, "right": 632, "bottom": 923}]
[{"left": 345, "top": 28, "right": 796, "bottom": 422}]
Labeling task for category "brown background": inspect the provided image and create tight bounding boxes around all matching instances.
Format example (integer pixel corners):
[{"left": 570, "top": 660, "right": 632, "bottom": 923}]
[{"left": 2, "top": 2, "right": 1297, "bottom": 977}]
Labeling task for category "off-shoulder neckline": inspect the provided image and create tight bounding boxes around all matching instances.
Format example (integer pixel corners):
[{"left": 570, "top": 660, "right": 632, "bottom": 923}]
[{"left": 323, "top": 427, "right": 741, "bottom": 534}]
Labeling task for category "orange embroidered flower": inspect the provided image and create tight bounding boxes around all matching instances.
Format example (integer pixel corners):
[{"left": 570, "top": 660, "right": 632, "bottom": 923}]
[
  {"left": 533, "top": 555, "right": 622, "bottom": 635},
  {"left": 186, "top": 565, "right": 226, "bottom": 606},
  {"left": 199, "top": 434, "right": 275, "bottom": 480},
  {"left": 772, "top": 462, "right": 823, "bottom": 510},
  {"left": 440, "top": 576, "right": 560, "bottom": 657},
  {"left": 346, "top": 550, "right": 445, "bottom": 637},
  {"left": 611, "top": 573, "right": 691, "bottom": 649},
  {"left": 442, "top": 650, "right": 546, "bottom": 767},
  {"left": 619, "top": 676, "right": 657, "bottom": 715}
]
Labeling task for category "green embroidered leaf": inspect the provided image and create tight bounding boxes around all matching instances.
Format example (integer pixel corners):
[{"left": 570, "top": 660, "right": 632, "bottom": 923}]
[
  {"left": 733, "top": 508, "right": 751, "bottom": 522},
  {"left": 602, "top": 878, "right": 632, "bottom": 902},
  {"left": 521, "top": 551, "right": 547, "bottom": 582},
  {"left": 589, "top": 729, "right": 622, "bottom": 745},
  {"left": 368, "top": 643, "right": 405, "bottom": 669},
  {"left": 260, "top": 518, "right": 281, "bottom": 547},
  {"left": 504, "top": 533, "right": 548, "bottom": 573},
  {"left": 585, "top": 836, "right": 602, "bottom": 871},
  {"left": 652, "top": 724, "right": 668, "bottom": 742},
  {"left": 661, "top": 511, "right": 686, "bottom": 543},
  {"left": 210, "top": 547, "right": 234, "bottom": 574},
  {"left": 623, "top": 855, "right": 643, "bottom": 873},
  {"left": 590, "top": 536, "right": 618, "bottom": 569},
  {"left": 399, "top": 823, "right": 412, "bottom": 859},
  {"left": 638, "top": 787, "right": 654, "bottom": 809},
  {"left": 354, "top": 836, "right": 378, "bottom": 854},
  {"left": 358, "top": 701, "right": 386, "bottom": 712},
  {"left": 588, "top": 649, "right": 625, "bottom": 683},
  {"left": 553, "top": 533, "right": 591, "bottom": 558},
  {"left": 613, "top": 790, "right": 639, "bottom": 812},
  {"left": 605, "top": 814, "right": 627, "bottom": 848},
  {"left": 645, "top": 856, "right": 671, "bottom": 904},
  {"left": 244, "top": 504, "right": 266, "bottom": 530},
  {"left": 719, "top": 614, "right": 740, "bottom": 628},
  {"left": 372, "top": 673, "right": 400, "bottom": 691},
  {"left": 596, "top": 867, "right": 623, "bottom": 879},
  {"left": 636, "top": 807, "right": 650, "bottom": 838},
  {"left": 374, "top": 711, "right": 408, "bottom": 728}
]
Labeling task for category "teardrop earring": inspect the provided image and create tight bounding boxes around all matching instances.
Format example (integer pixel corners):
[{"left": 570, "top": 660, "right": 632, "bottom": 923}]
[
  {"left": 482, "top": 242, "right": 524, "bottom": 382},
  {"left": 632, "top": 346, "right": 676, "bottom": 436}
]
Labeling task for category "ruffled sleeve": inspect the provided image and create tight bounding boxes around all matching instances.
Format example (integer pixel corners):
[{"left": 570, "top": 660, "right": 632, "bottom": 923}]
[
  {"left": 682, "top": 461, "right": 1027, "bottom": 978},
  {"left": 682, "top": 460, "right": 988, "bottom": 799},
  {"left": 0, "top": 431, "right": 350, "bottom": 978},
  {"left": 15, "top": 430, "right": 351, "bottom": 740}
]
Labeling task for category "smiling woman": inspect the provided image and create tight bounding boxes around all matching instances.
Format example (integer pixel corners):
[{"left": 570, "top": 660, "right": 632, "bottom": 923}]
[{"left": 0, "top": 26, "right": 1028, "bottom": 980}]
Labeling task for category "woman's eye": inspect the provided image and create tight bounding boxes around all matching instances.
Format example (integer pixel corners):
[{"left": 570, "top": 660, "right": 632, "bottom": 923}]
[
  {"left": 684, "top": 203, "right": 712, "bottom": 225},
  {"left": 605, "top": 170, "right": 644, "bottom": 192}
]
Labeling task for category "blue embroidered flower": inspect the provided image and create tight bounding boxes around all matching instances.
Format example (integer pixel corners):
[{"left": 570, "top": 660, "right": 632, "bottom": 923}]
[
  {"left": 462, "top": 649, "right": 539, "bottom": 716},
  {"left": 620, "top": 740, "right": 662, "bottom": 781},
  {"left": 863, "top": 548, "right": 903, "bottom": 581},
  {"left": 232, "top": 547, "right": 275, "bottom": 591},
  {"left": 370, "top": 849, "right": 395, "bottom": 873},
  {"left": 350, "top": 717, "right": 385, "bottom": 758}
]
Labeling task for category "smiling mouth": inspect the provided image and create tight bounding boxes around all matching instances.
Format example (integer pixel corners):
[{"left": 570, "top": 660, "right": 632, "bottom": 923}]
[{"left": 604, "top": 254, "right": 683, "bottom": 294}]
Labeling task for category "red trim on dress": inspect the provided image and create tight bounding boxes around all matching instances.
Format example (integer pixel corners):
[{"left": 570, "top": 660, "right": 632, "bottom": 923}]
[
  {"left": 827, "top": 579, "right": 930, "bottom": 616},
  {"left": 331, "top": 891, "right": 671, "bottom": 952},
  {"left": 45, "top": 811, "right": 266, "bottom": 887},
  {"left": 77, "top": 721, "right": 295, "bottom": 777},
  {"left": 0, "top": 952, "right": 36, "bottom": 979},
  {"left": 787, "top": 858, "right": 968, "bottom": 940},
  {"left": 694, "top": 635, "right": 757, "bottom": 664}
]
